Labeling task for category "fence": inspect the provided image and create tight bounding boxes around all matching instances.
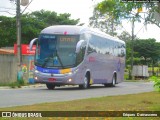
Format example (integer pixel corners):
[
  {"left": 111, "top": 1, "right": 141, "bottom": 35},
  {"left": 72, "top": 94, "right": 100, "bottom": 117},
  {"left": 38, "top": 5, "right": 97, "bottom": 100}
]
[{"left": 0, "top": 54, "right": 34, "bottom": 84}]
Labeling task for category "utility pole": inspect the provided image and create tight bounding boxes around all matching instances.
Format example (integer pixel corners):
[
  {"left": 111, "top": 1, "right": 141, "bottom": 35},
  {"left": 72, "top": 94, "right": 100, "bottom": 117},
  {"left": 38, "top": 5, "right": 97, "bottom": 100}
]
[
  {"left": 130, "top": 17, "right": 135, "bottom": 80},
  {"left": 16, "top": 0, "right": 22, "bottom": 78}
]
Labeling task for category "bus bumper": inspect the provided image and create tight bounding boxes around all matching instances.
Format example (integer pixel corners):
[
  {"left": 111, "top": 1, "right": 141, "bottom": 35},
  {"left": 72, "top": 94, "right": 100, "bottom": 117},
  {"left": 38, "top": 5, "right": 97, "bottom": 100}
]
[{"left": 33, "top": 70, "right": 80, "bottom": 85}]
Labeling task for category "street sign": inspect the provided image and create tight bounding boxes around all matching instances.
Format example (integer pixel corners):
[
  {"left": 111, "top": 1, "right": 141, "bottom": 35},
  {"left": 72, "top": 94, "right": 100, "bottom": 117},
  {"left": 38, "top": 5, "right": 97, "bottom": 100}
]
[{"left": 14, "top": 44, "right": 36, "bottom": 55}]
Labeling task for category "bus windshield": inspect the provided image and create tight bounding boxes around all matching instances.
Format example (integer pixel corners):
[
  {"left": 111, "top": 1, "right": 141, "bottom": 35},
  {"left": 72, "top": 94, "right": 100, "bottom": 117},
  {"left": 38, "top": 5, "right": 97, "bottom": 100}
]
[{"left": 35, "top": 34, "right": 79, "bottom": 68}]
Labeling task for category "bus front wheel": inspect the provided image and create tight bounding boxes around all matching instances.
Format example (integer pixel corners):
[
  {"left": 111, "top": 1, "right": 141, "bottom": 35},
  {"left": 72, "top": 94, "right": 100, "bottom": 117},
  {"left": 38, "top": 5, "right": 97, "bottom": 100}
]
[
  {"left": 46, "top": 83, "right": 55, "bottom": 90},
  {"left": 79, "top": 76, "right": 89, "bottom": 89}
]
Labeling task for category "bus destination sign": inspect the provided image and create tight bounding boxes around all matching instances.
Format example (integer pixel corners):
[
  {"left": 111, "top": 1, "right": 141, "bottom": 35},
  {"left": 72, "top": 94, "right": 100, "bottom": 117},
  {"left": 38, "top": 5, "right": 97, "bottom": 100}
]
[{"left": 59, "top": 36, "right": 75, "bottom": 42}]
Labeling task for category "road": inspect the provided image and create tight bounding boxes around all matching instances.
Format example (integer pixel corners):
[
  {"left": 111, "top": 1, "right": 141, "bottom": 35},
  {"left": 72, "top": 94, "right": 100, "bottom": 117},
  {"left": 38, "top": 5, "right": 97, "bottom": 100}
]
[{"left": 0, "top": 82, "right": 154, "bottom": 108}]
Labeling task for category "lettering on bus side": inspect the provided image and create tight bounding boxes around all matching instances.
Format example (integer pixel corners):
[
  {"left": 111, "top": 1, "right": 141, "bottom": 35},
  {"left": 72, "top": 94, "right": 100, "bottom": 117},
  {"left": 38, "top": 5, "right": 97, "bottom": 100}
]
[{"left": 89, "top": 56, "right": 96, "bottom": 62}]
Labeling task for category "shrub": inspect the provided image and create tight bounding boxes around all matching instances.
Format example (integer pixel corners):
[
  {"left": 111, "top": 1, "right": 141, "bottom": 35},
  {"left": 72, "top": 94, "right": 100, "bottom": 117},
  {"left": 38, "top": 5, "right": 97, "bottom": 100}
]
[{"left": 150, "top": 76, "right": 160, "bottom": 92}]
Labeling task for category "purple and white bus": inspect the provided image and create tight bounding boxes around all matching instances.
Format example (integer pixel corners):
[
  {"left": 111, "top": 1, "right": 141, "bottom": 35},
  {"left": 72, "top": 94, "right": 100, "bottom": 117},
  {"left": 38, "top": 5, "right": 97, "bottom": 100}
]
[{"left": 29, "top": 25, "right": 126, "bottom": 89}]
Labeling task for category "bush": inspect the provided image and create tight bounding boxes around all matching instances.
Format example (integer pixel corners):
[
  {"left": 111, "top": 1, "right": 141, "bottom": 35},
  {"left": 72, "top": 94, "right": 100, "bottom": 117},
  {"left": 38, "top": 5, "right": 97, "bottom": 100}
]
[
  {"left": 9, "top": 80, "right": 25, "bottom": 88},
  {"left": 150, "top": 76, "right": 160, "bottom": 92},
  {"left": 9, "top": 82, "right": 20, "bottom": 88}
]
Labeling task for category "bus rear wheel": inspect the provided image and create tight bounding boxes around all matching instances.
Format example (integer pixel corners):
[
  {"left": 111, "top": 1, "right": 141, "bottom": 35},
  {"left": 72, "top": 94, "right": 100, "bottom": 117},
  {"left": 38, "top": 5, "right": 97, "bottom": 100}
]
[
  {"left": 79, "top": 75, "right": 89, "bottom": 89},
  {"left": 46, "top": 83, "right": 55, "bottom": 90},
  {"left": 111, "top": 74, "right": 116, "bottom": 87},
  {"left": 104, "top": 74, "right": 116, "bottom": 87}
]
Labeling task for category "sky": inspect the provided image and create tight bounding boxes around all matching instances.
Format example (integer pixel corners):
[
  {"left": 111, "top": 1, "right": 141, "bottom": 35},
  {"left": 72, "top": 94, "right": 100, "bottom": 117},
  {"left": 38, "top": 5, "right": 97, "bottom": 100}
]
[{"left": 0, "top": 0, "right": 160, "bottom": 41}]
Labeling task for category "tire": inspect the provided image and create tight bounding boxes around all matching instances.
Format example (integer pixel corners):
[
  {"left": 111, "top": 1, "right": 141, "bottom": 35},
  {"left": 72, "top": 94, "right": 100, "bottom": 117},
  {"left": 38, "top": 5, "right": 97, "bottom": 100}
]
[
  {"left": 104, "top": 74, "right": 116, "bottom": 87},
  {"left": 46, "top": 83, "right": 55, "bottom": 90},
  {"left": 79, "top": 75, "right": 89, "bottom": 89},
  {"left": 111, "top": 74, "right": 116, "bottom": 87}
]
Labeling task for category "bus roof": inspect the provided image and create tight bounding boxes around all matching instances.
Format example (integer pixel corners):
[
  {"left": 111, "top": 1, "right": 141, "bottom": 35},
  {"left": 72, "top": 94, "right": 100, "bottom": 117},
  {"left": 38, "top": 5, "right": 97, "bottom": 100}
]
[
  {"left": 41, "top": 25, "right": 87, "bottom": 35},
  {"left": 41, "top": 25, "right": 125, "bottom": 44}
]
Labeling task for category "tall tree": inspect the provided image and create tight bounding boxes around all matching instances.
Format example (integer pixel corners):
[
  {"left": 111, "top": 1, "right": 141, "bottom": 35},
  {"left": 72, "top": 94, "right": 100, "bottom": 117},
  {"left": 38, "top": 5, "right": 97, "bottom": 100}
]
[
  {"left": 0, "top": 16, "right": 16, "bottom": 47},
  {"left": 94, "top": 0, "right": 160, "bottom": 28},
  {"left": 133, "top": 39, "right": 160, "bottom": 74},
  {"left": 89, "top": 9, "right": 118, "bottom": 36},
  {"left": 0, "top": 10, "right": 80, "bottom": 47},
  {"left": 133, "top": 39, "right": 160, "bottom": 65},
  {"left": 28, "top": 10, "right": 80, "bottom": 26}
]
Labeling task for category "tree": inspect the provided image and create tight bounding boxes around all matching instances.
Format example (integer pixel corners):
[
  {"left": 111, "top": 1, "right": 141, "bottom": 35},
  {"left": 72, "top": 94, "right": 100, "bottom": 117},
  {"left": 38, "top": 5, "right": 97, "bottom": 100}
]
[
  {"left": 94, "top": 0, "right": 160, "bottom": 28},
  {"left": 0, "top": 10, "right": 80, "bottom": 47},
  {"left": 0, "top": 16, "right": 16, "bottom": 47},
  {"left": 92, "top": 0, "right": 160, "bottom": 78},
  {"left": 27, "top": 10, "right": 80, "bottom": 26},
  {"left": 90, "top": 0, "right": 160, "bottom": 39},
  {"left": 89, "top": 9, "right": 118, "bottom": 36},
  {"left": 126, "top": 38, "right": 160, "bottom": 74},
  {"left": 21, "top": 10, "right": 79, "bottom": 44},
  {"left": 118, "top": 31, "right": 132, "bottom": 42},
  {"left": 133, "top": 39, "right": 160, "bottom": 73}
]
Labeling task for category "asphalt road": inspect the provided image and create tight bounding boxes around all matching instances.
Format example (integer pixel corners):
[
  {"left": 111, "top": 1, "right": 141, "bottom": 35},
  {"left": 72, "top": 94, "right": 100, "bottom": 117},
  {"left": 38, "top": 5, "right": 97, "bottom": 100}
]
[{"left": 0, "top": 82, "right": 154, "bottom": 108}]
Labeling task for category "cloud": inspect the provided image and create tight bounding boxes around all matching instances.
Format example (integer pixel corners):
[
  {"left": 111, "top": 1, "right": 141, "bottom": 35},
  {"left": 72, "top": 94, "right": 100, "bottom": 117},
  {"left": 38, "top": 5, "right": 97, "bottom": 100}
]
[{"left": 0, "top": 0, "right": 16, "bottom": 16}]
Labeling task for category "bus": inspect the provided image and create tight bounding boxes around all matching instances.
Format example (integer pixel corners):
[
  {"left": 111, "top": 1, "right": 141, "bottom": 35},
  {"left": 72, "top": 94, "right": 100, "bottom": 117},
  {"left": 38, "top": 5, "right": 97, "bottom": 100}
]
[{"left": 29, "top": 25, "right": 126, "bottom": 90}]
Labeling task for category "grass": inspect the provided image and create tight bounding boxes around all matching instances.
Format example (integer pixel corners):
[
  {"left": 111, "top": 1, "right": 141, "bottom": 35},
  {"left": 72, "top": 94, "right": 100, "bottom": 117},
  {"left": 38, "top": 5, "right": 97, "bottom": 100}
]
[
  {"left": 0, "top": 92, "right": 159, "bottom": 111},
  {"left": 124, "top": 79, "right": 150, "bottom": 82},
  {"left": 0, "top": 92, "right": 159, "bottom": 120},
  {"left": 0, "top": 81, "right": 29, "bottom": 88},
  {"left": 148, "top": 67, "right": 159, "bottom": 71}
]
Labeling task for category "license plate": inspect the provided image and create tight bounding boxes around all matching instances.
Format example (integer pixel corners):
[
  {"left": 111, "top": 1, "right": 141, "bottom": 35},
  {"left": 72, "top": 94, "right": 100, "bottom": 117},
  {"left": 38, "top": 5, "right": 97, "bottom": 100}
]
[{"left": 48, "top": 78, "right": 56, "bottom": 82}]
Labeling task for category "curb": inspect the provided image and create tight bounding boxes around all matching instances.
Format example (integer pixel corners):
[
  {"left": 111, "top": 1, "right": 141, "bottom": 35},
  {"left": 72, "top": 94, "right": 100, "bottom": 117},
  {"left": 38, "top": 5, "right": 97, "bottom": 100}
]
[
  {"left": 0, "top": 84, "right": 45, "bottom": 89},
  {"left": 22, "top": 84, "right": 45, "bottom": 88}
]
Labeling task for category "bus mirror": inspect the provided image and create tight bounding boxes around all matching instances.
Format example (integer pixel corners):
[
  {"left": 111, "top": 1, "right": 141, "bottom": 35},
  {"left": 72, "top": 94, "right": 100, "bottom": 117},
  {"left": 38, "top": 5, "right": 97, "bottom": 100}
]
[
  {"left": 76, "top": 40, "right": 85, "bottom": 53},
  {"left": 29, "top": 38, "right": 38, "bottom": 50}
]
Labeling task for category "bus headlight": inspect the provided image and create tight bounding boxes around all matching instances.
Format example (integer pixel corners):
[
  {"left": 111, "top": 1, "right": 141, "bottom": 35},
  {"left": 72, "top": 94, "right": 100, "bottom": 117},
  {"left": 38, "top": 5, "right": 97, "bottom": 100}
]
[
  {"left": 68, "top": 72, "right": 72, "bottom": 75},
  {"left": 35, "top": 70, "right": 39, "bottom": 73},
  {"left": 34, "top": 76, "right": 38, "bottom": 80},
  {"left": 68, "top": 78, "right": 72, "bottom": 82}
]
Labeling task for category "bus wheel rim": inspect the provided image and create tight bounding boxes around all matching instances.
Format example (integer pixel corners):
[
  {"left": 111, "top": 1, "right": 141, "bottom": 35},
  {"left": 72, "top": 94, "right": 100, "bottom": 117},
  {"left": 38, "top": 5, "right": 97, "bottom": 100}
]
[
  {"left": 84, "top": 77, "right": 88, "bottom": 88},
  {"left": 112, "top": 76, "right": 116, "bottom": 85}
]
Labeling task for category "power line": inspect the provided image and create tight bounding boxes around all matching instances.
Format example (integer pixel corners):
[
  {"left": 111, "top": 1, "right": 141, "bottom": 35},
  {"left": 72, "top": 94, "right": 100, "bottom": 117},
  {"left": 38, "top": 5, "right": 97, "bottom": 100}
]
[
  {"left": 0, "top": 7, "right": 16, "bottom": 10},
  {"left": 21, "top": 0, "right": 34, "bottom": 14},
  {"left": 135, "top": 21, "right": 147, "bottom": 37},
  {"left": 0, "top": 10, "right": 15, "bottom": 15},
  {"left": 0, "top": 0, "right": 34, "bottom": 16}
]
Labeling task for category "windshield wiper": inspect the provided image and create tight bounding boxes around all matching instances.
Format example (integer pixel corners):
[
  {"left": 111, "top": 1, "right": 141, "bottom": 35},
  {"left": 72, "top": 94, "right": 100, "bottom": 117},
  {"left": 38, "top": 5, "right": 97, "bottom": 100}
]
[
  {"left": 42, "top": 54, "right": 53, "bottom": 68},
  {"left": 54, "top": 49, "right": 64, "bottom": 69},
  {"left": 41, "top": 49, "right": 64, "bottom": 68}
]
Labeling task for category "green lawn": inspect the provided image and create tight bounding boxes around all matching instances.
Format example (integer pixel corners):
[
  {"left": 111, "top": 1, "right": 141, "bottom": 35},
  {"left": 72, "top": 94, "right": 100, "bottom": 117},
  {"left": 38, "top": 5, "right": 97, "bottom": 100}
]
[{"left": 0, "top": 91, "right": 159, "bottom": 120}]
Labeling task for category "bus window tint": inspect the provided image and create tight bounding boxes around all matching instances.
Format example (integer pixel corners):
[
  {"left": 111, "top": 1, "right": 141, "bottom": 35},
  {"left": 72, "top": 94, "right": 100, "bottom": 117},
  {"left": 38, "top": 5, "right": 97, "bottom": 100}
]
[
  {"left": 89, "top": 34, "right": 115, "bottom": 55},
  {"left": 57, "top": 35, "right": 80, "bottom": 67},
  {"left": 39, "top": 35, "right": 56, "bottom": 59},
  {"left": 37, "top": 34, "right": 80, "bottom": 68}
]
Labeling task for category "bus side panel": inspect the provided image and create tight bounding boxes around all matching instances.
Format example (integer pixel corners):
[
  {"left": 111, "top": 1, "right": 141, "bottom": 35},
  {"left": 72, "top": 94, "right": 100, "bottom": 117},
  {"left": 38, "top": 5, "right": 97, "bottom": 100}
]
[
  {"left": 86, "top": 43, "right": 125, "bottom": 85},
  {"left": 86, "top": 53, "right": 113, "bottom": 84},
  {"left": 72, "top": 63, "right": 88, "bottom": 85},
  {"left": 116, "top": 57, "right": 125, "bottom": 83}
]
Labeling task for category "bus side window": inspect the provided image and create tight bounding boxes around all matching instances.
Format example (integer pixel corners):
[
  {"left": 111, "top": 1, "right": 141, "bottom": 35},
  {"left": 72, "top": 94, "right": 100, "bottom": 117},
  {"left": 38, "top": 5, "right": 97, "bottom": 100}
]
[
  {"left": 115, "top": 42, "right": 119, "bottom": 57},
  {"left": 121, "top": 44, "right": 126, "bottom": 57}
]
